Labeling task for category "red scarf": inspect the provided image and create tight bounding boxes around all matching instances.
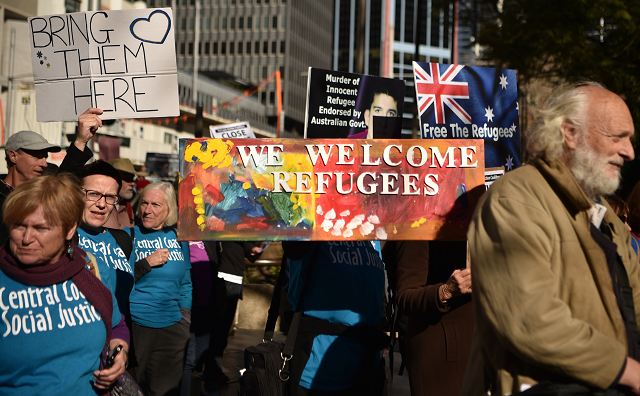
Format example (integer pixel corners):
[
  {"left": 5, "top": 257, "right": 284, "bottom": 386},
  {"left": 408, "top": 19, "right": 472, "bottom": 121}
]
[{"left": 0, "top": 245, "right": 113, "bottom": 343}]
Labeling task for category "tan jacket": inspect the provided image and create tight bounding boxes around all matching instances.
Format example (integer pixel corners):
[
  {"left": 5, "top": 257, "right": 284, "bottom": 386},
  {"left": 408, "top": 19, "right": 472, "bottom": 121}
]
[{"left": 463, "top": 157, "right": 640, "bottom": 395}]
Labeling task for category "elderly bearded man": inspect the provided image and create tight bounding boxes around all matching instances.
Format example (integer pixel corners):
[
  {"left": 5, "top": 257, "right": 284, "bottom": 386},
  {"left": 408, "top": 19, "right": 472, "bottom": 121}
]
[{"left": 464, "top": 83, "right": 640, "bottom": 395}]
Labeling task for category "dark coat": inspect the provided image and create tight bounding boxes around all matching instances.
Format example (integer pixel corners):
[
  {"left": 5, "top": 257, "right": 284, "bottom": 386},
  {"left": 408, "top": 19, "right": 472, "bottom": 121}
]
[{"left": 394, "top": 240, "right": 475, "bottom": 396}]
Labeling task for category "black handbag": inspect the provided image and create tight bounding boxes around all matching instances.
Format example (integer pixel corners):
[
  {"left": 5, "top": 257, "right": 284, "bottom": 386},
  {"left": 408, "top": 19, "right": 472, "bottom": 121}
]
[{"left": 239, "top": 245, "right": 320, "bottom": 396}]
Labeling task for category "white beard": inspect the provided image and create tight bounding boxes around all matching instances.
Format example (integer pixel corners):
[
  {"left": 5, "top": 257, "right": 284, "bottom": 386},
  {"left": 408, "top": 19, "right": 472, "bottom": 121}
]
[{"left": 569, "top": 139, "right": 622, "bottom": 201}]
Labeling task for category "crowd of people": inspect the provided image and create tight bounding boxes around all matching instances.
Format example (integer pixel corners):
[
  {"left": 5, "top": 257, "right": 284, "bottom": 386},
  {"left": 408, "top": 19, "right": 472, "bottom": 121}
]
[{"left": 1, "top": 81, "right": 640, "bottom": 396}]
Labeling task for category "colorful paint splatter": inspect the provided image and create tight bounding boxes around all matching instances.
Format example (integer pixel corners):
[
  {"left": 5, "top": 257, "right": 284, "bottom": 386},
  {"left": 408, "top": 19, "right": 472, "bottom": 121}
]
[{"left": 178, "top": 138, "right": 485, "bottom": 241}]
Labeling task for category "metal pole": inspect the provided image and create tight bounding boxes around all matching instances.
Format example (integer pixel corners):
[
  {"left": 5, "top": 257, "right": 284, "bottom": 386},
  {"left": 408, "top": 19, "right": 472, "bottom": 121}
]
[
  {"left": 192, "top": 0, "right": 200, "bottom": 107},
  {"left": 6, "top": 28, "right": 15, "bottom": 142}
]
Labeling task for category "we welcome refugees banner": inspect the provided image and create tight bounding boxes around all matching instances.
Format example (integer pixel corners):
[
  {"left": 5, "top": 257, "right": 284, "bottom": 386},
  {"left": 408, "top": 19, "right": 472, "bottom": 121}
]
[
  {"left": 413, "top": 62, "right": 521, "bottom": 170},
  {"left": 178, "top": 138, "right": 485, "bottom": 242},
  {"left": 28, "top": 8, "right": 179, "bottom": 121}
]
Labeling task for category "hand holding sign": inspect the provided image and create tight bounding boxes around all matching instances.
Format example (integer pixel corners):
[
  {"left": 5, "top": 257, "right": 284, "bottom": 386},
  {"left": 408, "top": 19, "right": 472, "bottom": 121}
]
[{"left": 75, "top": 107, "right": 103, "bottom": 151}]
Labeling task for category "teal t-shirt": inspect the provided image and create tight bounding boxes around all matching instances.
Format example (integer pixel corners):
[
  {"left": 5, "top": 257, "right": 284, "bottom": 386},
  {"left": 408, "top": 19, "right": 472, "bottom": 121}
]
[
  {"left": 78, "top": 227, "right": 134, "bottom": 319},
  {"left": 288, "top": 241, "right": 385, "bottom": 391},
  {"left": 130, "top": 226, "right": 192, "bottom": 328},
  {"left": 0, "top": 269, "right": 106, "bottom": 395}
]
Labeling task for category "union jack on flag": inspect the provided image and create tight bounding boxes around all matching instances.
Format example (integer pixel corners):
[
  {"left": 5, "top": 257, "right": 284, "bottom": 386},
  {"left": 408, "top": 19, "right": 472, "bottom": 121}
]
[
  {"left": 413, "top": 62, "right": 521, "bottom": 170},
  {"left": 414, "top": 63, "right": 472, "bottom": 124}
]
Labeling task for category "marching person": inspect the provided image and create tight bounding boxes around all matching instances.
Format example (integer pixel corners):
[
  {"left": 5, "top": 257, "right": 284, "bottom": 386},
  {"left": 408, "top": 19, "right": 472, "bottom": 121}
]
[
  {"left": 0, "top": 173, "right": 128, "bottom": 394},
  {"left": 130, "top": 182, "right": 192, "bottom": 396},
  {"left": 464, "top": 83, "right": 640, "bottom": 395}
]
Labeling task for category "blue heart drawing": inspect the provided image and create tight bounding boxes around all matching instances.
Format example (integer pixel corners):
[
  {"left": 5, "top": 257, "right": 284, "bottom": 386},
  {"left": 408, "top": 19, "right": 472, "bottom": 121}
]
[{"left": 130, "top": 9, "right": 172, "bottom": 44}]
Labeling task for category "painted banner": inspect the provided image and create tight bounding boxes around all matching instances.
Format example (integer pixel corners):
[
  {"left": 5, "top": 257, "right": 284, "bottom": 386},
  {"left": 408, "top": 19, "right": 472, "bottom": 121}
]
[
  {"left": 413, "top": 62, "right": 521, "bottom": 170},
  {"left": 210, "top": 121, "right": 256, "bottom": 139},
  {"left": 304, "top": 68, "right": 405, "bottom": 139},
  {"left": 28, "top": 8, "right": 179, "bottom": 122},
  {"left": 178, "top": 138, "right": 485, "bottom": 241}
]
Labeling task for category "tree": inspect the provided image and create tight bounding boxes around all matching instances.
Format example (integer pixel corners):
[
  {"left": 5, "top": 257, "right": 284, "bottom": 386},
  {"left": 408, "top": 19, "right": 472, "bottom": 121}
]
[{"left": 473, "top": 0, "right": 640, "bottom": 130}]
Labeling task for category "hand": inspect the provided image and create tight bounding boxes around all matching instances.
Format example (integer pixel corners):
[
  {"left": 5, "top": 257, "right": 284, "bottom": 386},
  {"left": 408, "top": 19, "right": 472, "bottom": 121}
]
[
  {"left": 619, "top": 357, "right": 640, "bottom": 394},
  {"left": 75, "top": 108, "right": 103, "bottom": 150},
  {"left": 93, "top": 339, "right": 128, "bottom": 389},
  {"left": 439, "top": 268, "right": 472, "bottom": 302},
  {"left": 146, "top": 249, "right": 170, "bottom": 267},
  {"left": 251, "top": 246, "right": 262, "bottom": 256}
]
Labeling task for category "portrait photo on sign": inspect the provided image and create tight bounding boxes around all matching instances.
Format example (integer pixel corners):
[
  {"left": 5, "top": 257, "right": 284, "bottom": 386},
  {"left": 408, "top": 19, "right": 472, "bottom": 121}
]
[{"left": 304, "top": 68, "right": 405, "bottom": 139}]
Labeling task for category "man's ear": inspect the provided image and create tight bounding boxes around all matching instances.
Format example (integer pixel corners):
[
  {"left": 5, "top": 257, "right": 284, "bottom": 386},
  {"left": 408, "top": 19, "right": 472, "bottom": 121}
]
[
  {"left": 364, "top": 109, "right": 370, "bottom": 124},
  {"left": 562, "top": 120, "right": 581, "bottom": 150},
  {"left": 7, "top": 150, "right": 19, "bottom": 165}
]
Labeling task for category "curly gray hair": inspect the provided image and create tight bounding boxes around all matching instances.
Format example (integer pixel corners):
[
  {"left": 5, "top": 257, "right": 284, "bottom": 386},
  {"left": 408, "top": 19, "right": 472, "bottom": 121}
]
[{"left": 526, "top": 82, "right": 605, "bottom": 161}]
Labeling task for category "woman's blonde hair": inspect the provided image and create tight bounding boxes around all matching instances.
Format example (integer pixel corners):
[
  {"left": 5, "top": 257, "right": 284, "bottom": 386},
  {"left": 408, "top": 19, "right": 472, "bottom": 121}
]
[
  {"left": 137, "top": 182, "right": 178, "bottom": 227},
  {"left": 3, "top": 173, "right": 84, "bottom": 236}
]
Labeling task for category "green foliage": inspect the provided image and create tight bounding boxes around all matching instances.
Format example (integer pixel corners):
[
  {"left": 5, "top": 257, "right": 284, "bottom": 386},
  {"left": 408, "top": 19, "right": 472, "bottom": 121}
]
[{"left": 474, "top": 0, "right": 640, "bottom": 132}]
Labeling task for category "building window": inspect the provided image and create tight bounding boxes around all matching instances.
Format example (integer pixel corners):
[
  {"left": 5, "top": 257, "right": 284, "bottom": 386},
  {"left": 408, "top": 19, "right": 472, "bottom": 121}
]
[
  {"left": 263, "top": 41, "right": 268, "bottom": 54},
  {"left": 247, "top": 41, "right": 252, "bottom": 55},
  {"left": 229, "top": 41, "right": 235, "bottom": 55},
  {"left": 221, "top": 42, "right": 227, "bottom": 55},
  {"left": 205, "top": 17, "right": 211, "bottom": 31},
  {"left": 213, "top": 42, "right": 219, "bottom": 55},
  {"left": 205, "top": 42, "right": 210, "bottom": 54},
  {"left": 255, "top": 41, "right": 260, "bottom": 54},
  {"left": 189, "top": 18, "right": 194, "bottom": 31},
  {"left": 247, "top": 16, "right": 252, "bottom": 29},
  {"left": 222, "top": 17, "right": 227, "bottom": 29},
  {"left": 188, "top": 42, "right": 194, "bottom": 55},
  {"left": 246, "top": 66, "right": 251, "bottom": 80},
  {"left": 65, "top": 0, "right": 81, "bottom": 12},
  {"left": 263, "top": 16, "right": 269, "bottom": 30},
  {"left": 198, "top": 42, "right": 202, "bottom": 55},
  {"left": 214, "top": 16, "right": 219, "bottom": 30},
  {"left": 279, "top": 66, "right": 284, "bottom": 78},
  {"left": 269, "top": 91, "right": 275, "bottom": 105},
  {"left": 181, "top": 18, "right": 187, "bottom": 31},
  {"left": 164, "top": 133, "right": 174, "bottom": 144},
  {"left": 253, "top": 66, "right": 259, "bottom": 80},
  {"left": 280, "top": 14, "right": 286, "bottom": 29},
  {"left": 262, "top": 65, "right": 268, "bottom": 79},
  {"left": 230, "top": 17, "right": 235, "bottom": 30},
  {"left": 180, "top": 42, "right": 186, "bottom": 55},
  {"left": 255, "top": 14, "right": 260, "bottom": 29},
  {"left": 271, "top": 41, "right": 276, "bottom": 54},
  {"left": 238, "top": 16, "right": 244, "bottom": 29},
  {"left": 280, "top": 40, "right": 285, "bottom": 53},
  {"left": 238, "top": 41, "right": 243, "bottom": 54},
  {"left": 272, "top": 16, "right": 277, "bottom": 29}
]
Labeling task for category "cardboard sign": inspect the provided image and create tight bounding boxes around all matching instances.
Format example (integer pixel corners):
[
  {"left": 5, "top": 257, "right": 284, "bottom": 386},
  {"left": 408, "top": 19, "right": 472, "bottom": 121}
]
[
  {"left": 210, "top": 122, "right": 256, "bottom": 139},
  {"left": 28, "top": 8, "right": 179, "bottom": 121},
  {"left": 304, "top": 68, "right": 405, "bottom": 139},
  {"left": 178, "top": 138, "right": 485, "bottom": 241},
  {"left": 413, "top": 62, "right": 521, "bottom": 170}
]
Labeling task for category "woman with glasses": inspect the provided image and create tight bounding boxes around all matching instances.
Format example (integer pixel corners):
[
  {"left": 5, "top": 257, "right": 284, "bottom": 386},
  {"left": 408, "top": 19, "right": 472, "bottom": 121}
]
[{"left": 76, "top": 161, "right": 171, "bottom": 376}]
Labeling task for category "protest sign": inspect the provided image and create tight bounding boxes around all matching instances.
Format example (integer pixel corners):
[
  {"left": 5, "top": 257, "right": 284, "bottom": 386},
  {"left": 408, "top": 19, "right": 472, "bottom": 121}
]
[
  {"left": 413, "top": 62, "right": 521, "bottom": 170},
  {"left": 210, "top": 122, "right": 256, "bottom": 139},
  {"left": 304, "top": 68, "right": 405, "bottom": 139},
  {"left": 178, "top": 138, "right": 485, "bottom": 241},
  {"left": 484, "top": 167, "right": 505, "bottom": 190},
  {"left": 28, "top": 8, "right": 179, "bottom": 122}
]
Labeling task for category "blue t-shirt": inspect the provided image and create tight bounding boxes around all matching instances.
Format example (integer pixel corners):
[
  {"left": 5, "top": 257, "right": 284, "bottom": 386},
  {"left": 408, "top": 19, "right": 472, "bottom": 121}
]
[
  {"left": 78, "top": 227, "right": 134, "bottom": 319},
  {"left": 0, "top": 268, "right": 107, "bottom": 395},
  {"left": 288, "top": 241, "right": 385, "bottom": 391},
  {"left": 130, "top": 226, "right": 192, "bottom": 328}
]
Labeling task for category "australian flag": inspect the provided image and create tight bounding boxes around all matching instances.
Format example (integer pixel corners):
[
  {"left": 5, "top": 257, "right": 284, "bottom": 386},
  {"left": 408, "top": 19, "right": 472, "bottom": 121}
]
[{"left": 413, "top": 62, "right": 521, "bottom": 171}]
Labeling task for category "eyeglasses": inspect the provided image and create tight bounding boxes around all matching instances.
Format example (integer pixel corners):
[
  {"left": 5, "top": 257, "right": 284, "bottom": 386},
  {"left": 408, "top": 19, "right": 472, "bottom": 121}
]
[
  {"left": 82, "top": 189, "right": 120, "bottom": 205},
  {"left": 619, "top": 215, "right": 628, "bottom": 223}
]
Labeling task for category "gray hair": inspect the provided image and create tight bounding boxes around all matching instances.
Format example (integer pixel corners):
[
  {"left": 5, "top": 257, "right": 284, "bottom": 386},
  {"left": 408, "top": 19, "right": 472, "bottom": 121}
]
[
  {"left": 137, "top": 181, "right": 178, "bottom": 227},
  {"left": 526, "top": 82, "right": 605, "bottom": 161}
]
